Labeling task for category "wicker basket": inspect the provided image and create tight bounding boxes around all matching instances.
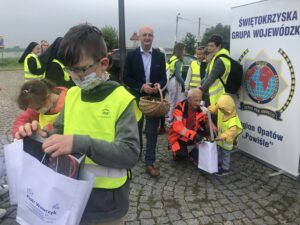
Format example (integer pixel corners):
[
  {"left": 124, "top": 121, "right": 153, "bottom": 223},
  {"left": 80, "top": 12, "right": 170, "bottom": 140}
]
[{"left": 139, "top": 88, "right": 170, "bottom": 118}]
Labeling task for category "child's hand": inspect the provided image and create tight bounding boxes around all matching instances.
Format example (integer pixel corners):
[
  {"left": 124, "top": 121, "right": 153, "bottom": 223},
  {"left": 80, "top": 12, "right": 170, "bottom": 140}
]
[
  {"left": 208, "top": 104, "right": 218, "bottom": 113},
  {"left": 15, "top": 120, "right": 47, "bottom": 139},
  {"left": 42, "top": 134, "right": 73, "bottom": 158},
  {"left": 215, "top": 136, "right": 225, "bottom": 141}
]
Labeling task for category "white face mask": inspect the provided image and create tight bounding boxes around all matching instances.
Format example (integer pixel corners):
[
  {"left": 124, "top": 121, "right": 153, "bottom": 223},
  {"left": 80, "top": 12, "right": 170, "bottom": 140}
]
[{"left": 73, "top": 72, "right": 108, "bottom": 90}]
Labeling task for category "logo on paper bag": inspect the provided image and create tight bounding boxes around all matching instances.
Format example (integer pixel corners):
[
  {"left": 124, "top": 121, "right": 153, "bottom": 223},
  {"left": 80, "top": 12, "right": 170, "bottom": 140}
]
[
  {"left": 238, "top": 49, "right": 295, "bottom": 120},
  {"left": 25, "top": 188, "right": 59, "bottom": 222}
]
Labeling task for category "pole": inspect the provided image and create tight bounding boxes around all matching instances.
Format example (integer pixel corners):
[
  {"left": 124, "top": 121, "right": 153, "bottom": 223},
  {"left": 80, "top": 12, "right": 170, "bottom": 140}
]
[
  {"left": 198, "top": 17, "right": 201, "bottom": 47},
  {"left": 118, "top": 0, "right": 126, "bottom": 83},
  {"left": 175, "top": 13, "right": 180, "bottom": 43}
]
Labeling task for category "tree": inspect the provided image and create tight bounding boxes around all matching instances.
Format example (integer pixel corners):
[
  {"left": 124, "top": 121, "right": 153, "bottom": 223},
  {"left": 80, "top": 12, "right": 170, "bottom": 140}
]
[
  {"left": 200, "top": 23, "right": 230, "bottom": 50},
  {"left": 101, "top": 26, "right": 119, "bottom": 51},
  {"left": 181, "top": 32, "right": 197, "bottom": 55}
]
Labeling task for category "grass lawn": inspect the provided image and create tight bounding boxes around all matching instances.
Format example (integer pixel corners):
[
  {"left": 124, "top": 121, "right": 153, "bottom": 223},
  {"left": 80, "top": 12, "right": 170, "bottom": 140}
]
[{"left": 0, "top": 57, "right": 22, "bottom": 71}]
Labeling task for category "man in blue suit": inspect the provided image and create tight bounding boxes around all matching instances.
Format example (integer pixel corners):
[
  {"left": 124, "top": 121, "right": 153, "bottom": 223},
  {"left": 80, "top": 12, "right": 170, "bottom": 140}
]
[{"left": 123, "top": 26, "right": 167, "bottom": 177}]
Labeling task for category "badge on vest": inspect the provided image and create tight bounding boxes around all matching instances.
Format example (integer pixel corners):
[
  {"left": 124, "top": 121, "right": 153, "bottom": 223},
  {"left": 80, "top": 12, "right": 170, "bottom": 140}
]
[{"left": 100, "top": 105, "right": 112, "bottom": 118}]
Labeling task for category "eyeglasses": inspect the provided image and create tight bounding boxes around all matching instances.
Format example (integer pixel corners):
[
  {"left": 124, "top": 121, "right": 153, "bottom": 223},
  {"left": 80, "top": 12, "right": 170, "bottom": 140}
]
[{"left": 64, "top": 60, "right": 100, "bottom": 75}]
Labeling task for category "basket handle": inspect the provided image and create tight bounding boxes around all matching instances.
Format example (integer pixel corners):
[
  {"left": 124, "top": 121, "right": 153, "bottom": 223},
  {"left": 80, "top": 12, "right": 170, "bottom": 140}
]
[{"left": 158, "top": 87, "right": 163, "bottom": 103}]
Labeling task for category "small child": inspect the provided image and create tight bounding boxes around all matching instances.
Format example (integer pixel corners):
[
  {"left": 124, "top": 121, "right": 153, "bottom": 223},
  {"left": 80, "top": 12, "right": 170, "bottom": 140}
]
[
  {"left": 12, "top": 79, "right": 67, "bottom": 138},
  {"left": 209, "top": 94, "right": 243, "bottom": 176}
]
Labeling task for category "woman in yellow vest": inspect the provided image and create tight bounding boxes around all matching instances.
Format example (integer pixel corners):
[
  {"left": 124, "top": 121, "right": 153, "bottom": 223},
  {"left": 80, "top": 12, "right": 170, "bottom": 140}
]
[
  {"left": 40, "top": 37, "right": 75, "bottom": 88},
  {"left": 12, "top": 79, "right": 67, "bottom": 138},
  {"left": 19, "top": 42, "right": 45, "bottom": 81},
  {"left": 167, "top": 42, "right": 186, "bottom": 122},
  {"left": 208, "top": 94, "right": 243, "bottom": 176}
]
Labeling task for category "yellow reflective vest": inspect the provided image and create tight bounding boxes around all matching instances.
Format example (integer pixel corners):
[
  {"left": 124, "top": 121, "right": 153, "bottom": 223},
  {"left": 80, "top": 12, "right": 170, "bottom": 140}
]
[
  {"left": 189, "top": 60, "right": 201, "bottom": 88},
  {"left": 168, "top": 55, "right": 182, "bottom": 80},
  {"left": 52, "top": 59, "right": 70, "bottom": 81},
  {"left": 64, "top": 86, "right": 140, "bottom": 189},
  {"left": 207, "top": 48, "right": 231, "bottom": 105},
  {"left": 39, "top": 113, "right": 59, "bottom": 129},
  {"left": 217, "top": 116, "right": 243, "bottom": 150},
  {"left": 24, "top": 53, "right": 44, "bottom": 80}
]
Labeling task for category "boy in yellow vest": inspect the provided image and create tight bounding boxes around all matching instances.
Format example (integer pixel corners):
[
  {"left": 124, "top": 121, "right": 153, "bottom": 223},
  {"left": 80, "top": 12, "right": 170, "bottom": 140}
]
[
  {"left": 15, "top": 23, "right": 140, "bottom": 225},
  {"left": 208, "top": 94, "right": 243, "bottom": 176},
  {"left": 184, "top": 47, "right": 206, "bottom": 92}
]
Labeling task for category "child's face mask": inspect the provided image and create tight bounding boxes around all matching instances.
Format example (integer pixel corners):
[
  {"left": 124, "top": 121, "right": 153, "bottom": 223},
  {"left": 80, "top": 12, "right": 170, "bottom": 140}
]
[{"left": 73, "top": 71, "right": 108, "bottom": 90}]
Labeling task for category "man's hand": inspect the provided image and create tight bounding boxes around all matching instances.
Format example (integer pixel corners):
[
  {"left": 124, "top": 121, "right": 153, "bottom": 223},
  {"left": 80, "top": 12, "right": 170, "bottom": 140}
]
[
  {"left": 15, "top": 120, "right": 47, "bottom": 139},
  {"left": 200, "top": 106, "right": 209, "bottom": 115},
  {"left": 194, "top": 134, "right": 203, "bottom": 143},
  {"left": 152, "top": 83, "right": 161, "bottom": 93},
  {"left": 142, "top": 83, "right": 154, "bottom": 94},
  {"left": 42, "top": 134, "right": 73, "bottom": 158}
]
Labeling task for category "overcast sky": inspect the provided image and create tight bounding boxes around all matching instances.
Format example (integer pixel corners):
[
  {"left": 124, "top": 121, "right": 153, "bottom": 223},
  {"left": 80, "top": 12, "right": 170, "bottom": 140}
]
[{"left": 0, "top": 0, "right": 260, "bottom": 48}]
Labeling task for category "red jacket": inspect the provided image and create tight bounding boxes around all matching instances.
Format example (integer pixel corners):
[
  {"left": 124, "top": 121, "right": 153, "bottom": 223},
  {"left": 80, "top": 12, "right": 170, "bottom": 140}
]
[
  {"left": 168, "top": 99, "right": 209, "bottom": 153},
  {"left": 12, "top": 87, "right": 67, "bottom": 138}
]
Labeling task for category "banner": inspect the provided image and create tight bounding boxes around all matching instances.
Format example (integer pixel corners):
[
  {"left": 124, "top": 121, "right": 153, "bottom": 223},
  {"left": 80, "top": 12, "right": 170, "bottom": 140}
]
[{"left": 231, "top": 0, "right": 300, "bottom": 177}]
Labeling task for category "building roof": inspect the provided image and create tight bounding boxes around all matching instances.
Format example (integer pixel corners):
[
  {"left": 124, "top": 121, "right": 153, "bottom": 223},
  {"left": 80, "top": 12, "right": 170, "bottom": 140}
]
[{"left": 130, "top": 32, "right": 139, "bottom": 41}]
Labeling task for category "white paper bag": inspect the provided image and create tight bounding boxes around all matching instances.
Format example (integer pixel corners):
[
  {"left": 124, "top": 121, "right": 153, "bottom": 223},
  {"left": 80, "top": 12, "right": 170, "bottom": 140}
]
[
  {"left": 16, "top": 152, "right": 95, "bottom": 225},
  {"left": 197, "top": 141, "right": 218, "bottom": 174},
  {"left": 4, "top": 139, "right": 23, "bottom": 204}
]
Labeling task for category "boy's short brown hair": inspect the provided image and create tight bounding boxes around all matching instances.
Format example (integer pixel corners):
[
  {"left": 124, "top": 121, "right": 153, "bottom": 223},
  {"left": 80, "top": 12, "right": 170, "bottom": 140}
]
[{"left": 58, "top": 23, "right": 107, "bottom": 67}]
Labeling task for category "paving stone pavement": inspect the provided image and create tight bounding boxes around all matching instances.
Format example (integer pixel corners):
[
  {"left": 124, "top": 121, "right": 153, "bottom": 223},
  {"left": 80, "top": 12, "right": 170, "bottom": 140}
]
[{"left": 0, "top": 71, "right": 299, "bottom": 225}]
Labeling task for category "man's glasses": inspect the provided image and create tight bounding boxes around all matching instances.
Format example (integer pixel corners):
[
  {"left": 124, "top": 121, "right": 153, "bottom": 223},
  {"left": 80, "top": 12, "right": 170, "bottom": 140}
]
[{"left": 64, "top": 60, "right": 100, "bottom": 75}]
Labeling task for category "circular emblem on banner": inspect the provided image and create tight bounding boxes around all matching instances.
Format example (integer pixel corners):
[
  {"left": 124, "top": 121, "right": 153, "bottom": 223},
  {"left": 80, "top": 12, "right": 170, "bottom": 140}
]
[{"left": 245, "top": 61, "right": 279, "bottom": 104}]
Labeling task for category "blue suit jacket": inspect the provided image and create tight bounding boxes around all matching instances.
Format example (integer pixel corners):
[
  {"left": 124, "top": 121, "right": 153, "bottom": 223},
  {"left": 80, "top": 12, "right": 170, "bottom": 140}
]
[{"left": 123, "top": 47, "right": 167, "bottom": 98}]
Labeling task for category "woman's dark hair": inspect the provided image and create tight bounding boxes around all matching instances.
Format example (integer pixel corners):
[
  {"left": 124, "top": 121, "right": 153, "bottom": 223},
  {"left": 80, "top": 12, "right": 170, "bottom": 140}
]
[
  {"left": 18, "top": 42, "right": 38, "bottom": 63},
  {"left": 173, "top": 43, "right": 185, "bottom": 60},
  {"left": 207, "top": 35, "right": 223, "bottom": 48},
  {"left": 17, "top": 79, "right": 55, "bottom": 110},
  {"left": 58, "top": 23, "right": 107, "bottom": 67}
]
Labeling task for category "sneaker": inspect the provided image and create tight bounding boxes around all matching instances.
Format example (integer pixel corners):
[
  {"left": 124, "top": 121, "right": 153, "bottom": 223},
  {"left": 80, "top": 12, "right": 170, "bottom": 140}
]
[{"left": 215, "top": 168, "right": 230, "bottom": 176}]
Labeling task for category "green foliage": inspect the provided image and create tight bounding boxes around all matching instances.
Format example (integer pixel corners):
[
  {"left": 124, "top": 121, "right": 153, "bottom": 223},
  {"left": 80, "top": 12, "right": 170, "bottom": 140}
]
[
  {"left": 0, "top": 57, "right": 22, "bottom": 71},
  {"left": 182, "top": 32, "right": 197, "bottom": 55},
  {"left": 201, "top": 23, "right": 231, "bottom": 50},
  {"left": 101, "top": 26, "right": 119, "bottom": 51}
]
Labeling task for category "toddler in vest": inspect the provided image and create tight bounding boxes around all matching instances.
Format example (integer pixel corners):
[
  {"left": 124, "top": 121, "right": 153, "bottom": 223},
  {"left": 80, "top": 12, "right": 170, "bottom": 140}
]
[
  {"left": 13, "top": 79, "right": 67, "bottom": 138},
  {"left": 208, "top": 94, "right": 243, "bottom": 176}
]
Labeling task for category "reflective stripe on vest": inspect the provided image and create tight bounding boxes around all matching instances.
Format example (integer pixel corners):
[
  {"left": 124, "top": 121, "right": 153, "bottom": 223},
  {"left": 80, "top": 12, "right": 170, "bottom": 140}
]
[
  {"left": 217, "top": 115, "right": 243, "bottom": 150},
  {"left": 180, "top": 127, "right": 187, "bottom": 136},
  {"left": 64, "top": 86, "right": 136, "bottom": 189},
  {"left": 168, "top": 55, "right": 182, "bottom": 79},
  {"left": 189, "top": 60, "right": 201, "bottom": 88},
  {"left": 207, "top": 49, "right": 231, "bottom": 105},
  {"left": 52, "top": 59, "right": 70, "bottom": 81},
  {"left": 24, "top": 53, "right": 44, "bottom": 80},
  {"left": 39, "top": 113, "right": 60, "bottom": 129}
]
